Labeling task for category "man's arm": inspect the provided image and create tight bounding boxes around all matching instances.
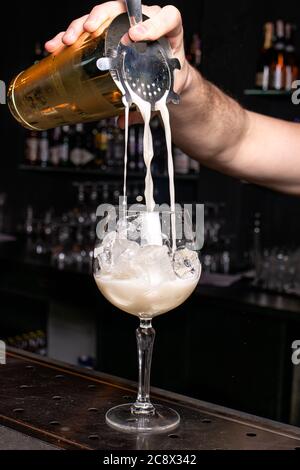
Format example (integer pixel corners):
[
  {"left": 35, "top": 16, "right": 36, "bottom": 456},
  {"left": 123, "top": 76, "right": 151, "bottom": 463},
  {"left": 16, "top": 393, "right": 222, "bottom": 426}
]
[
  {"left": 45, "top": 1, "right": 300, "bottom": 196},
  {"left": 171, "top": 67, "right": 300, "bottom": 195}
]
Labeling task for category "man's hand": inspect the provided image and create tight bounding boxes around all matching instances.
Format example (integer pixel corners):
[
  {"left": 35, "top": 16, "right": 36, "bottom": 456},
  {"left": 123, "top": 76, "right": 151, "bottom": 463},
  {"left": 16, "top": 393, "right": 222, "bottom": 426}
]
[{"left": 45, "top": 1, "right": 192, "bottom": 99}]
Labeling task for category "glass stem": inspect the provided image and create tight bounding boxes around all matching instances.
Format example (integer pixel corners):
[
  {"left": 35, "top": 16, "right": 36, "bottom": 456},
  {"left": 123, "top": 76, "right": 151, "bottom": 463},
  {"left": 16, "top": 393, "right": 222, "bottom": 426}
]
[{"left": 132, "top": 319, "right": 156, "bottom": 416}]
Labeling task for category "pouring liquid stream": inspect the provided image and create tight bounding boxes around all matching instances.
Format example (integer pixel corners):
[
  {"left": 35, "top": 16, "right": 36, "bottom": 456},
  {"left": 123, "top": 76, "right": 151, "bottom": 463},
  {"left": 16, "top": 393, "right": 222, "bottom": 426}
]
[{"left": 123, "top": 89, "right": 177, "bottom": 251}]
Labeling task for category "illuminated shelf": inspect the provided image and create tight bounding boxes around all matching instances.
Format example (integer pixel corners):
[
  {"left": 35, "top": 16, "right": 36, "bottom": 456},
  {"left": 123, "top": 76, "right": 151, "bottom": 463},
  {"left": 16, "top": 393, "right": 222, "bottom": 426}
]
[
  {"left": 18, "top": 165, "right": 200, "bottom": 181},
  {"left": 244, "top": 89, "right": 292, "bottom": 97}
]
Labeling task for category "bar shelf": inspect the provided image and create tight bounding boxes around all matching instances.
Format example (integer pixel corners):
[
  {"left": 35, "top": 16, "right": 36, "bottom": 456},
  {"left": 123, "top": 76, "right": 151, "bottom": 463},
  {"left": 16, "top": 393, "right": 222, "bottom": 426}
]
[
  {"left": 18, "top": 164, "right": 200, "bottom": 181},
  {"left": 244, "top": 89, "right": 292, "bottom": 97}
]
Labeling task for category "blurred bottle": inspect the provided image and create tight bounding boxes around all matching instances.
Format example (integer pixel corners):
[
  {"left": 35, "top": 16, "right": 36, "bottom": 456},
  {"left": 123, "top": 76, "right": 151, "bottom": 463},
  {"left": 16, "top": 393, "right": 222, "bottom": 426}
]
[
  {"left": 285, "top": 23, "right": 299, "bottom": 91},
  {"left": 174, "top": 146, "right": 190, "bottom": 175},
  {"left": 94, "top": 120, "right": 108, "bottom": 169},
  {"left": 50, "top": 127, "right": 61, "bottom": 167},
  {"left": 271, "top": 20, "right": 286, "bottom": 90},
  {"left": 137, "top": 127, "right": 145, "bottom": 173},
  {"left": 59, "top": 125, "right": 71, "bottom": 167},
  {"left": 190, "top": 158, "right": 200, "bottom": 174},
  {"left": 189, "top": 33, "right": 202, "bottom": 70},
  {"left": 105, "top": 118, "right": 116, "bottom": 169},
  {"left": 25, "top": 130, "right": 39, "bottom": 166},
  {"left": 36, "top": 330, "right": 47, "bottom": 356},
  {"left": 39, "top": 131, "right": 50, "bottom": 168},
  {"left": 102, "top": 184, "right": 110, "bottom": 203},
  {"left": 128, "top": 126, "right": 137, "bottom": 172},
  {"left": 113, "top": 125, "right": 125, "bottom": 169},
  {"left": 70, "top": 124, "right": 84, "bottom": 167},
  {"left": 255, "top": 22, "right": 274, "bottom": 90},
  {"left": 252, "top": 212, "right": 262, "bottom": 274},
  {"left": 81, "top": 127, "right": 95, "bottom": 168},
  {"left": 151, "top": 117, "right": 165, "bottom": 174},
  {"left": 33, "top": 42, "right": 43, "bottom": 64}
]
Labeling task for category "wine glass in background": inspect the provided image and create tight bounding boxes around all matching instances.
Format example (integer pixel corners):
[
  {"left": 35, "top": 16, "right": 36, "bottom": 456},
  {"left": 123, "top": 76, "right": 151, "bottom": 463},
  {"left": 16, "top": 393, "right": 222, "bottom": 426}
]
[{"left": 93, "top": 206, "right": 201, "bottom": 433}]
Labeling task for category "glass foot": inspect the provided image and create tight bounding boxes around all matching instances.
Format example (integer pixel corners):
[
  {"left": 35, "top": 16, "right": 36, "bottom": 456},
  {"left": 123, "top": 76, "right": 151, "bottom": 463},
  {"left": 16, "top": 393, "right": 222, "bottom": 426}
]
[{"left": 106, "top": 404, "right": 180, "bottom": 434}]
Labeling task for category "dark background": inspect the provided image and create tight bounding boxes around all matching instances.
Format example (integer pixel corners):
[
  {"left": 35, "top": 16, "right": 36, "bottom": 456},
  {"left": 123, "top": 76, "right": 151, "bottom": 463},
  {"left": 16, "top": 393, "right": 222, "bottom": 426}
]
[
  {"left": 1, "top": 0, "right": 300, "bottom": 426},
  {"left": 1, "top": 0, "right": 300, "bottom": 250}
]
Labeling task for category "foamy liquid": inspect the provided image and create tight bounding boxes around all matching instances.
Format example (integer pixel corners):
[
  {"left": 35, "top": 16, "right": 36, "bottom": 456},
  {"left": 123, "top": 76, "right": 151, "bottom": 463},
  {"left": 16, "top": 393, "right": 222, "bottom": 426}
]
[{"left": 95, "top": 274, "right": 199, "bottom": 318}]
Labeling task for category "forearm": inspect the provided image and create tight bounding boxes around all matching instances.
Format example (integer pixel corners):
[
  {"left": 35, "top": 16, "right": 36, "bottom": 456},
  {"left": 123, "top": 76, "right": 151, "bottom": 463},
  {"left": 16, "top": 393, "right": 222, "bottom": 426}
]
[
  {"left": 170, "top": 66, "right": 300, "bottom": 195},
  {"left": 170, "top": 65, "right": 249, "bottom": 167}
]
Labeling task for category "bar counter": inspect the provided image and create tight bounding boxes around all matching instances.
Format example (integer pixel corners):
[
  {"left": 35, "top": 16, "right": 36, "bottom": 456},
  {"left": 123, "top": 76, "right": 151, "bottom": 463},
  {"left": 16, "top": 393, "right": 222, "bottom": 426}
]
[{"left": 1, "top": 349, "right": 300, "bottom": 450}]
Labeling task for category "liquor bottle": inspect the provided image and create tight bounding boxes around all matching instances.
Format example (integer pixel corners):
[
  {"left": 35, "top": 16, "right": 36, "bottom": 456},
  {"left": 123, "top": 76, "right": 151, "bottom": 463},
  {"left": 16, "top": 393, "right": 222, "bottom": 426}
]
[
  {"left": 25, "top": 205, "right": 34, "bottom": 236},
  {"left": 271, "top": 20, "right": 286, "bottom": 90},
  {"left": 33, "top": 42, "right": 43, "bottom": 64},
  {"left": 285, "top": 23, "right": 299, "bottom": 91},
  {"left": 128, "top": 126, "right": 137, "bottom": 172},
  {"left": 255, "top": 23, "right": 274, "bottom": 90},
  {"left": 50, "top": 127, "right": 61, "bottom": 167},
  {"left": 252, "top": 212, "right": 262, "bottom": 276},
  {"left": 23, "top": 43, "right": 43, "bottom": 167},
  {"left": 36, "top": 330, "right": 47, "bottom": 356},
  {"left": 105, "top": 119, "right": 116, "bottom": 169},
  {"left": 151, "top": 117, "right": 164, "bottom": 175},
  {"left": 174, "top": 146, "right": 190, "bottom": 175},
  {"left": 137, "top": 126, "right": 145, "bottom": 173},
  {"left": 25, "top": 131, "right": 39, "bottom": 166},
  {"left": 70, "top": 124, "right": 84, "bottom": 167},
  {"left": 39, "top": 131, "right": 50, "bottom": 168},
  {"left": 59, "top": 126, "right": 71, "bottom": 167},
  {"left": 102, "top": 184, "right": 110, "bottom": 203},
  {"left": 190, "top": 158, "right": 200, "bottom": 174},
  {"left": 81, "top": 127, "right": 95, "bottom": 168},
  {"left": 112, "top": 183, "right": 121, "bottom": 203},
  {"left": 113, "top": 125, "right": 125, "bottom": 170},
  {"left": 94, "top": 120, "right": 108, "bottom": 169},
  {"left": 189, "top": 33, "right": 202, "bottom": 70}
]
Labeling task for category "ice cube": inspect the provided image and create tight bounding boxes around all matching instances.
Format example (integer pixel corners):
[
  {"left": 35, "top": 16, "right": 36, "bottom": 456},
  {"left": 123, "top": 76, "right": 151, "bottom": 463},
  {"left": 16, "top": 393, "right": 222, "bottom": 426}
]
[
  {"left": 140, "top": 212, "right": 163, "bottom": 246},
  {"left": 111, "top": 239, "right": 141, "bottom": 279},
  {"left": 137, "top": 245, "right": 176, "bottom": 285},
  {"left": 116, "top": 219, "right": 128, "bottom": 238},
  {"left": 173, "top": 248, "right": 201, "bottom": 280},
  {"left": 95, "top": 232, "right": 141, "bottom": 275},
  {"left": 94, "top": 232, "right": 117, "bottom": 273}
]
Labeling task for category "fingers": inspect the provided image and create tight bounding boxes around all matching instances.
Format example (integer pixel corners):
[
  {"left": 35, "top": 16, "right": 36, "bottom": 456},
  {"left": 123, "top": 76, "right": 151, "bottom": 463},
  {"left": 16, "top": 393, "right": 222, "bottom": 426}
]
[
  {"left": 45, "top": 1, "right": 126, "bottom": 52},
  {"left": 45, "top": 15, "right": 88, "bottom": 52},
  {"left": 129, "top": 5, "right": 183, "bottom": 51},
  {"left": 83, "top": 1, "right": 126, "bottom": 33},
  {"left": 45, "top": 32, "right": 66, "bottom": 53},
  {"left": 62, "top": 15, "right": 89, "bottom": 45}
]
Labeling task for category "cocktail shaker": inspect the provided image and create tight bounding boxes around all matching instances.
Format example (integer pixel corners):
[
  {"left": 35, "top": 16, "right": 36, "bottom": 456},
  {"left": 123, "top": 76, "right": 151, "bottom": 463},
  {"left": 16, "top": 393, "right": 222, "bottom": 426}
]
[{"left": 8, "top": 3, "right": 180, "bottom": 131}]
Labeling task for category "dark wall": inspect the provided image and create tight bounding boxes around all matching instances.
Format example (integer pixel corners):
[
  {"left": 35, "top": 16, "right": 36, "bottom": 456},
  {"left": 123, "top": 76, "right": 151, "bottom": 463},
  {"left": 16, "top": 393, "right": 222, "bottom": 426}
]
[{"left": 0, "top": 0, "right": 300, "bottom": 249}]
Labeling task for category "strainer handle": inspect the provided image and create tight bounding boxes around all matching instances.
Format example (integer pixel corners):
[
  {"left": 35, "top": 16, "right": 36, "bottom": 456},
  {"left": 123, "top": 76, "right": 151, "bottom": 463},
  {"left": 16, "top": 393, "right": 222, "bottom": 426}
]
[{"left": 124, "top": 0, "right": 143, "bottom": 27}]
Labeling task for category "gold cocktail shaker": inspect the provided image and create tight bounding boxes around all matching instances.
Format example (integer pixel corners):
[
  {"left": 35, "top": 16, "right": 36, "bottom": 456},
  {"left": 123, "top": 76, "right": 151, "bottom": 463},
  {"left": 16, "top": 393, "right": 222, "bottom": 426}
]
[
  {"left": 7, "top": 17, "right": 127, "bottom": 131},
  {"left": 8, "top": 7, "right": 180, "bottom": 132}
]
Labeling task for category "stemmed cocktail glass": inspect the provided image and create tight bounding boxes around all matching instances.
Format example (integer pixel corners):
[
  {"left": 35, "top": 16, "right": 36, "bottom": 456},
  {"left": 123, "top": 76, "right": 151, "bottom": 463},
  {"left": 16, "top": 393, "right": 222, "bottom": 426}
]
[{"left": 93, "top": 206, "right": 201, "bottom": 433}]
